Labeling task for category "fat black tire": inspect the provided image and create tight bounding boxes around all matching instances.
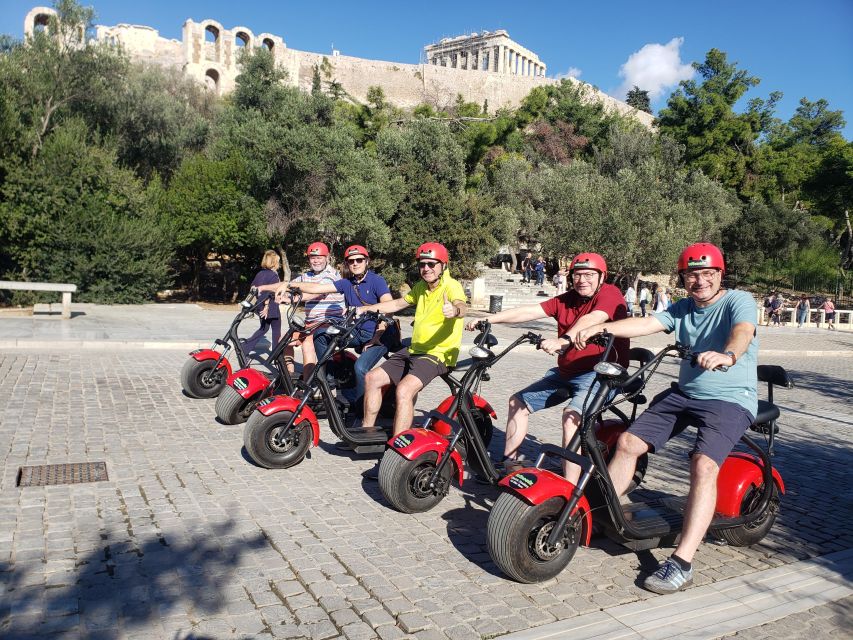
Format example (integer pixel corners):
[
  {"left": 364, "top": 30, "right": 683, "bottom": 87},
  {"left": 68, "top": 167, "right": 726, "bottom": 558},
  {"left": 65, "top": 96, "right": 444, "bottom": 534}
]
[
  {"left": 718, "top": 483, "right": 780, "bottom": 546},
  {"left": 378, "top": 450, "right": 452, "bottom": 514},
  {"left": 243, "top": 410, "right": 312, "bottom": 469},
  {"left": 180, "top": 358, "right": 226, "bottom": 399},
  {"left": 215, "top": 385, "right": 255, "bottom": 425},
  {"left": 487, "top": 493, "right": 583, "bottom": 583}
]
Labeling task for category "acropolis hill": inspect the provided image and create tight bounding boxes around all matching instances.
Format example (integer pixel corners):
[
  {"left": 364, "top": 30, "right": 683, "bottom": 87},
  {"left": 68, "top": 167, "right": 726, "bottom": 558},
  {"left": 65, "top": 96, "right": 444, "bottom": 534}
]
[{"left": 24, "top": 6, "right": 654, "bottom": 126}]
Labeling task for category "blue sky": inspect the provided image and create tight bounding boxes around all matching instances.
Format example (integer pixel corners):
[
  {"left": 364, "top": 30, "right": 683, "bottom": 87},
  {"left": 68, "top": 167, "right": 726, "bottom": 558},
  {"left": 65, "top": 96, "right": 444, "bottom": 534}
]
[{"left": 3, "top": 0, "right": 852, "bottom": 137}]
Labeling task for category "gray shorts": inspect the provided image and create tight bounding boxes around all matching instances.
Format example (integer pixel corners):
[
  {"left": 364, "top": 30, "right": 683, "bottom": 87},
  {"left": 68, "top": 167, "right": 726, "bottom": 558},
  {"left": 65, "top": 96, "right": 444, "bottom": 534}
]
[
  {"left": 628, "top": 388, "right": 754, "bottom": 467},
  {"left": 380, "top": 349, "right": 449, "bottom": 389}
]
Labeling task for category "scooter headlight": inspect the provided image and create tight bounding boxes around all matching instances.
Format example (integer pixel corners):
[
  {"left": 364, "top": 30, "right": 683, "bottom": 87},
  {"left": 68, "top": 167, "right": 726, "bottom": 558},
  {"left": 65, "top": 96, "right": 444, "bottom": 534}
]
[
  {"left": 326, "top": 325, "right": 342, "bottom": 336},
  {"left": 469, "top": 346, "right": 492, "bottom": 360},
  {"left": 594, "top": 362, "right": 625, "bottom": 377},
  {"left": 290, "top": 315, "right": 306, "bottom": 331}
]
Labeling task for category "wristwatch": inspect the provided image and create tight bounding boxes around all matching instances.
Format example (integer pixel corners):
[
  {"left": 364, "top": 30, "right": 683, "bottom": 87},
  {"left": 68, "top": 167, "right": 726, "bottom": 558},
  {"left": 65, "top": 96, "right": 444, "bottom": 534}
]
[{"left": 724, "top": 350, "right": 737, "bottom": 366}]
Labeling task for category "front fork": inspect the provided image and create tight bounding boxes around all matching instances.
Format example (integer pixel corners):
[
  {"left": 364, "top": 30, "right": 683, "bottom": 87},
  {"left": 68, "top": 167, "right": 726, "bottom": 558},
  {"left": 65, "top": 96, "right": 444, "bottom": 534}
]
[
  {"left": 423, "top": 410, "right": 468, "bottom": 492},
  {"left": 533, "top": 445, "right": 595, "bottom": 548},
  {"left": 203, "top": 341, "right": 232, "bottom": 385},
  {"left": 271, "top": 385, "right": 313, "bottom": 448}
]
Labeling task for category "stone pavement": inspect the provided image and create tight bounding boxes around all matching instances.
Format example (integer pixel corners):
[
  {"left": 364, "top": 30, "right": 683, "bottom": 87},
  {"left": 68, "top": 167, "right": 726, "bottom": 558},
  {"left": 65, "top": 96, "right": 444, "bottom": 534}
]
[{"left": 0, "top": 303, "right": 852, "bottom": 639}]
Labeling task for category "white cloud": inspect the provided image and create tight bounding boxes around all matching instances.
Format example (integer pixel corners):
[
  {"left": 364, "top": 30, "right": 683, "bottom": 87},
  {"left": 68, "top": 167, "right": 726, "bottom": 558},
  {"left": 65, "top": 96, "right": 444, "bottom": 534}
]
[
  {"left": 616, "top": 37, "right": 694, "bottom": 100},
  {"left": 554, "top": 66, "right": 582, "bottom": 80}
]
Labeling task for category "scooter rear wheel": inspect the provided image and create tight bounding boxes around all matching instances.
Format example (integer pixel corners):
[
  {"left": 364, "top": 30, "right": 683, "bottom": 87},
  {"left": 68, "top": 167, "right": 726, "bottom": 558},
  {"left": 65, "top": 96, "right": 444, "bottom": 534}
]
[
  {"left": 180, "top": 358, "right": 226, "bottom": 399},
  {"left": 378, "top": 450, "right": 452, "bottom": 514},
  {"left": 717, "top": 483, "right": 780, "bottom": 546},
  {"left": 243, "top": 410, "right": 312, "bottom": 469},
  {"left": 487, "top": 493, "right": 583, "bottom": 583},
  {"left": 215, "top": 385, "right": 256, "bottom": 425}
]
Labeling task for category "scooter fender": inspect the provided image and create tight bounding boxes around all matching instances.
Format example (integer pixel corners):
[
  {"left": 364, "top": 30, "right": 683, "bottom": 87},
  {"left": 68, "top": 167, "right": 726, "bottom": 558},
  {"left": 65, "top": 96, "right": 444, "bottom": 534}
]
[
  {"left": 226, "top": 368, "right": 272, "bottom": 400},
  {"left": 389, "top": 428, "right": 464, "bottom": 486},
  {"left": 498, "top": 468, "right": 593, "bottom": 546},
  {"left": 715, "top": 452, "right": 785, "bottom": 517},
  {"left": 256, "top": 395, "right": 321, "bottom": 447},
  {"left": 431, "top": 394, "right": 497, "bottom": 437},
  {"left": 189, "top": 349, "right": 233, "bottom": 376}
]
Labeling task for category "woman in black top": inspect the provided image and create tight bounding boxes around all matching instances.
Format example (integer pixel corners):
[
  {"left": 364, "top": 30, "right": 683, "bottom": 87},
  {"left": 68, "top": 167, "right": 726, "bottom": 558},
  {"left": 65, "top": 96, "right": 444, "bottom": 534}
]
[{"left": 242, "top": 250, "right": 282, "bottom": 356}]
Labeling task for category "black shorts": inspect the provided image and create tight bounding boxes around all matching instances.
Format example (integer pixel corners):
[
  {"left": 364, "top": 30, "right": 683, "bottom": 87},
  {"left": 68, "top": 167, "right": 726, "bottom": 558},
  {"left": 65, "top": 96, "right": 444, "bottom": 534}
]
[
  {"left": 628, "top": 388, "right": 754, "bottom": 467},
  {"left": 380, "top": 349, "right": 449, "bottom": 388}
]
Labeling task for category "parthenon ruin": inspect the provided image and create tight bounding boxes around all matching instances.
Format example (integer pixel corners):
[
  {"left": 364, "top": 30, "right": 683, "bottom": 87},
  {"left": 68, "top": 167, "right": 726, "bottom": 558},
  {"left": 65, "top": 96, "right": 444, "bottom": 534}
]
[{"left": 424, "top": 31, "right": 546, "bottom": 77}]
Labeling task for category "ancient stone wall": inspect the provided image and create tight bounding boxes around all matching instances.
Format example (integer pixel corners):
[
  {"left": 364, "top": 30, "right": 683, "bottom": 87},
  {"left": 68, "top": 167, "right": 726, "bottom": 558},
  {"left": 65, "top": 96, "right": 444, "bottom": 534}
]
[{"left": 22, "top": 6, "right": 654, "bottom": 127}]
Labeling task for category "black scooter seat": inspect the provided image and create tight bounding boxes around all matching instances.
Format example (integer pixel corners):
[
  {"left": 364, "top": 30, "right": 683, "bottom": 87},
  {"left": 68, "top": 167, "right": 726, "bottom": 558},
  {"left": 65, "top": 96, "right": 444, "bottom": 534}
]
[{"left": 754, "top": 399, "right": 779, "bottom": 425}]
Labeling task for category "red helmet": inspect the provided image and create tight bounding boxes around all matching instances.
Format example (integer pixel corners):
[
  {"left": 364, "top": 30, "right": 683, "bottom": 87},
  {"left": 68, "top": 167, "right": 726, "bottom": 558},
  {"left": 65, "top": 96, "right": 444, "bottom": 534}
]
[
  {"left": 415, "top": 242, "right": 449, "bottom": 264},
  {"left": 678, "top": 243, "right": 725, "bottom": 275},
  {"left": 305, "top": 242, "right": 329, "bottom": 257},
  {"left": 570, "top": 252, "right": 607, "bottom": 279},
  {"left": 343, "top": 244, "right": 369, "bottom": 259}
]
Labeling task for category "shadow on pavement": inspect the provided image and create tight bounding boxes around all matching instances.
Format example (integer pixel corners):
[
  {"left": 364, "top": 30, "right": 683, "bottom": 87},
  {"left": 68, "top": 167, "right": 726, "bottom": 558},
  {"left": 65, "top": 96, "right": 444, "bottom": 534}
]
[{"left": 1, "top": 520, "right": 267, "bottom": 639}]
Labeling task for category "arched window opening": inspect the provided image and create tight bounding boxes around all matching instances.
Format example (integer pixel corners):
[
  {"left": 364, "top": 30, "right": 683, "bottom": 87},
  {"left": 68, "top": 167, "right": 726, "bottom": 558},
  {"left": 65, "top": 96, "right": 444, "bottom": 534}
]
[
  {"left": 235, "top": 31, "right": 250, "bottom": 48},
  {"left": 33, "top": 13, "right": 51, "bottom": 33},
  {"left": 205, "top": 25, "right": 219, "bottom": 62},
  {"left": 205, "top": 69, "right": 220, "bottom": 94},
  {"left": 262, "top": 38, "right": 274, "bottom": 52}
]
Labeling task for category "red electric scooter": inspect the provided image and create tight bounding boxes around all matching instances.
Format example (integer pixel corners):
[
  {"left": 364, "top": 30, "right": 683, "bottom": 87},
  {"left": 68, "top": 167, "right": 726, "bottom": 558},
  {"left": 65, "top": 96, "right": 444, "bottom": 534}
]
[
  {"left": 242, "top": 310, "right": 498, "bottom": 470},
  {"left": 214, "top": 290, "right": 354, "bottom": 424},
  {"left": 378, "top": 321, "right": 654, "bottom": 514},
  {"left": 487, "top": 332, "right": 790, "bottom": 583},
  {"left": 180, "top": 287, "right": 262, "bottom": 398}
]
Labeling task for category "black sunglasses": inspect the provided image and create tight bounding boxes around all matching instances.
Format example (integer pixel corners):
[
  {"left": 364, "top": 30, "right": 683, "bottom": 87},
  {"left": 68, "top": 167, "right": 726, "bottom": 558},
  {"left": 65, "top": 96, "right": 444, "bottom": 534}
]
[
  {"left": 419, "top": 261, "right": 440, "bottom": 269},
  {"left": 347, "top": 257, "right": 366, "bottom": 264}
]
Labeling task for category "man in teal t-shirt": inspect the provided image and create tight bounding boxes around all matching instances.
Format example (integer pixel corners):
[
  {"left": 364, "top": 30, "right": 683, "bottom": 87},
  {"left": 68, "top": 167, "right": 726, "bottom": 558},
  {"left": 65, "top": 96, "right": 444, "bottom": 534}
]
[{"left": 577, "top": 243, "right": 758, "bottom": 596}]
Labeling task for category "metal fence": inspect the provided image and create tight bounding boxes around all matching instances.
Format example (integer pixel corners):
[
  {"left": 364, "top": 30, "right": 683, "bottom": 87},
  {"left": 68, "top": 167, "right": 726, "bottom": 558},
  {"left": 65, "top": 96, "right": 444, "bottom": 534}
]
[{"left": 738, "top": 272, "right": 853, "bottom": 307}]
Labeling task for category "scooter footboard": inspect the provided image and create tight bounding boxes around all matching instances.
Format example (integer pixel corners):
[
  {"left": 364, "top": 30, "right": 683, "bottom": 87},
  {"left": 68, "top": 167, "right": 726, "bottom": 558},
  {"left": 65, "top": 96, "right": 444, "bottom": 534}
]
[
  {"left": 716, "top": 452, "right": 785, "bottom": 517},
  {"left": 226, "top": 368, "right": 272, "bottom": 399},
  {"left": 390, "top": 428, "right": 464, "bottom": 485},
  {"left": 257, "top": 396, "right": 321, "bottom": 446},
  {"left": 498, "top": 467, "right": 593, "bottom": 546},
  {"left": 190, "top": 349, "right": 233, "bottom": 375}
]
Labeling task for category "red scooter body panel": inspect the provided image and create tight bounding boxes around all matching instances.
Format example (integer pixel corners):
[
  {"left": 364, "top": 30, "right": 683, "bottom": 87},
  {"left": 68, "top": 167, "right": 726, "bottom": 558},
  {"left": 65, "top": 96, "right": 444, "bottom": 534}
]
[
  {"left": 226, "top": 368, "right": 272, "bottom": 399},
  {"left": 498, "top": 468, "right": 593, "bottom": 545},
  {"left": 431, "top": 395, "right": 497, "bottom": 437},
  {"left": 715, "top": 452, "right": 785, "bottom": 516},
  {"left": 189, "top": 349, "right": 233, "bottom": 376},
  {"left": 594, "top": 418, "right": 628, "bottom": 456},
  {"left": 388, "top": 428, "right": 464, "bottom": 485},
  {"left": 256, "top": 395, "right": 321, "bottom": 447}
]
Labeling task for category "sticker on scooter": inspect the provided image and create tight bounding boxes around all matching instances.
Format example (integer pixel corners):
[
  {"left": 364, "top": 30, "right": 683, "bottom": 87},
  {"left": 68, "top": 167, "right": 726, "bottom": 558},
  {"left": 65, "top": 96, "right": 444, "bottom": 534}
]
[
  {"left": 258, "top": 397, "right": 274, "bottom": 407},
  {"left": 233, "top": 377, "right": 248, "bottom": 391},
  {"left": 508, "top": 472, "right": 537, "bottom": 490},
  {"left": 393, "top": 434, "right": 415, "bottom": 449}
]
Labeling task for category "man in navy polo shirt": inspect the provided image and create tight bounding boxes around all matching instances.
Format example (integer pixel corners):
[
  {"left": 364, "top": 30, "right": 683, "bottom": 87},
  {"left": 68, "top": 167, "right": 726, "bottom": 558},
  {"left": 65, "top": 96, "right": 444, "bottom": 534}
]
[{"left": 284, "top": 245, "right": 397, "bottom": 404}]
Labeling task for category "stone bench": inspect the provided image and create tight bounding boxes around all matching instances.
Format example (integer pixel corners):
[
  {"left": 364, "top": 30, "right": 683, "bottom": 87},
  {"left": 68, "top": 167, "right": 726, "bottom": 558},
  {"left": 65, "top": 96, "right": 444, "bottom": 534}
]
[{"left": 0, "top": 280, "right": 77, "bottom": 319}]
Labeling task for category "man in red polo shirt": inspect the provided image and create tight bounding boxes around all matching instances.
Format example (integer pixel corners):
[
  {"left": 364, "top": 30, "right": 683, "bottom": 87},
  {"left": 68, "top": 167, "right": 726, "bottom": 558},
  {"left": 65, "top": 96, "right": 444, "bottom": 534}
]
[{"left": 466, "top": 252, "right": 628, "bottom": 482}]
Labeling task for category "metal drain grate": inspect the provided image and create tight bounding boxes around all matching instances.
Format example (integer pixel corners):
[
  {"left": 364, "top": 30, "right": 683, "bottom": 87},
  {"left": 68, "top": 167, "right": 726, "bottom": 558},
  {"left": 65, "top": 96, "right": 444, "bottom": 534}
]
[{"left": 17, "top": 462, "right": 108, "bottom": 487}]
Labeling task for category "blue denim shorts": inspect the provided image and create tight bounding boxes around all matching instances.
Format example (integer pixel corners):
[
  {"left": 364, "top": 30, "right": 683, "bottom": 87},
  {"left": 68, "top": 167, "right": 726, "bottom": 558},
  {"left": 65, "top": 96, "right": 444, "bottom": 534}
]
[
  {"left": 628, "top": 388, "right": 754, "bottom": 467},
  {"left": 515, "top": 368, "right": 605, "bottom": 415}
]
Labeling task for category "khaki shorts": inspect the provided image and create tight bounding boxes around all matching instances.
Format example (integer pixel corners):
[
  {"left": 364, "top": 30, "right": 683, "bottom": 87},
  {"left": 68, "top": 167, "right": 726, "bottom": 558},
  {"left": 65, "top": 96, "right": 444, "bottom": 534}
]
[{"left": 380, "top": 348, "right": 449, "bottom": 388}]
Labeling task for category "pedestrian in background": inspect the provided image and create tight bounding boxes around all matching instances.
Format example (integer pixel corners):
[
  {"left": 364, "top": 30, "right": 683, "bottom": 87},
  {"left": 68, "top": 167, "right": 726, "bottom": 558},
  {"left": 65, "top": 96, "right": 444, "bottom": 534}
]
[
  {"left": 241, "top": 250, "right": 282, "bottom": 357},
  {"left": 535, "top": 256, "right": 546, "bottom": 286},
  {"left": 639, "top": 282, "right": 650, "bottom": 317},
  {"left": 795, "top": 294, "right": 810, "bottom": 328},
  {"left": 624, "top": 283, "right": 637, "bottom": 316},
  {"left": 822, "top": 297, "right": 836, "bottom": 330}
]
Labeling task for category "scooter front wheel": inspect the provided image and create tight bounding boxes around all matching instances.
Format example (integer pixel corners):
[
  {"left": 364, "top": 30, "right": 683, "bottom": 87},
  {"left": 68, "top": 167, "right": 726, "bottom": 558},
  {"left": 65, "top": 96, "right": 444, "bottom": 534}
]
[
  {"left": 717, "top": 483, "right": 780, "bottom": 546},
  {"left": 180, "top": 358, "right": 226, "bottom": 399},
  {"left": 378, "top": 450, "right": 452, "bottom": 514},
  {"left": 243, "top": 410, "right": 312, "bottom": 469},
  {"left": 215, "top": 385, "right": 256, "bottom": 425},
  {"left": 487, "top": 493, "right": 583, "bottom": 583}
]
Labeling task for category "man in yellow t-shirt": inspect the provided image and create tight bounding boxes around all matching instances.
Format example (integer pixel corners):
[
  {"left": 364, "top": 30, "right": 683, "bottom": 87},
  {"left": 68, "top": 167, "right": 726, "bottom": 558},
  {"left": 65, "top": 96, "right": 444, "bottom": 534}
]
[{"left": 357, "top": 242, "right": 467, "bottom": 444}]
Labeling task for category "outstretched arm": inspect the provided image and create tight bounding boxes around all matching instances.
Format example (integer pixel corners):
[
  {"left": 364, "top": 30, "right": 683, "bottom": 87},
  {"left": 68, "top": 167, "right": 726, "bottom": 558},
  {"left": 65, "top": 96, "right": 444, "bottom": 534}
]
[
  {"left": 575, "top": 315, "right": 666, "bottom": 348},
  {"left": 464, "top": 303, "right": 547, "bottom": 330}
]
